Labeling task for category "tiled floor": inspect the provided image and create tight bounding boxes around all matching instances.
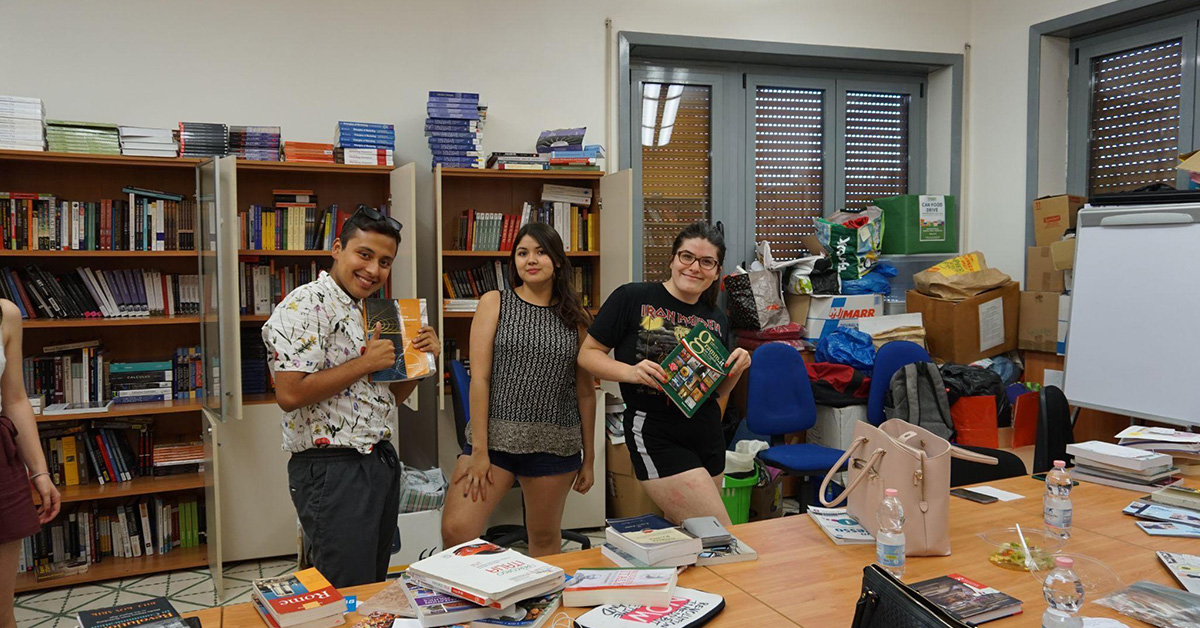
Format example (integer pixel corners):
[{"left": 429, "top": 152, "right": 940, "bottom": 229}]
[{"left": 14, "top": 529, "right": 610, "bottom": 628}]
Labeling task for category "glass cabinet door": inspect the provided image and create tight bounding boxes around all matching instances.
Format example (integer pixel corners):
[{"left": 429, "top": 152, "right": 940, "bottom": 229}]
[{"left": 196, "top": 156, "right": 242, "bottom": 422}]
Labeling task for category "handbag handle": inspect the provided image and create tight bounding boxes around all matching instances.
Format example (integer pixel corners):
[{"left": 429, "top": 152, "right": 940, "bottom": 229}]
[
  {"left": 895, "top": 430, "right": 999, "bottom": 466},
  {"left": 819, "top": 438, "right": 886, "bottom": 507}
]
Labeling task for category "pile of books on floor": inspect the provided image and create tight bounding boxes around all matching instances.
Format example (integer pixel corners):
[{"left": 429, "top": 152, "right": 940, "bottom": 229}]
[
  {"left": 400, "top": 539, "right": 565, "bottom": 627},
  {"left": 1067, "top": 440, "right": 1184, "bottom": 492},
  {"left": 230, "top": 125, "right": 282, "bottom": 161},
  {"left": 1124, "top": 485, "right": 1200, "bottom": 538},
  {"left": 335, "top": 121, "right": 394, "bottom": 166},
  {"left": 487, "top": 152, "right": 549, "bottom": 170},
  {"left": 0, "top": 95, "right": 45, "bottom": 151},
  {"left": 427, "top": 91, "right": 485, "bottom": 169},
  {"left": 46, "top": 120, "right": 120, "bottom": 155},
  {"left": 283, "top": 141, "right": 335, "bottom": 164},
  {"left": 1117, "top": 425, "right": 1200, "bottom": 476},
  {"left": 118, "top": 126, "right": 179, "bottom": 157},
  {"left": 178, "top": 121, "right": 230, "bottom": 158},
  {"left": 602, "top": 513, "right": 756, "bottom": 569},
  {"left": 254, "top": 567, "right": 347, "bottom": 628}
]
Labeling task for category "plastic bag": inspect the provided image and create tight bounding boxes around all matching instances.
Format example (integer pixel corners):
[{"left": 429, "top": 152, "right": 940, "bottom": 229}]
[
  {"left": 398, "top": 465, "right": 447, "bottom": 514},
  {"left": 1096, "top": 581, "right": 1200, "bottom": 628},
  {"left": 814, "top": 327, "right": 876, "bottom": 371},
  {"left": 814, "top": 207, "right": 884, "bottom": 280},
  {"left": 725, "top": 439, "right": 769, "bottom": 475},
  {"left": 725, "top": 269, "right": 789, "bottom": 331},
  {"left": 940, "top": 364, "right": 1010, "bottom": 429},
  {"left": 841, "top": 262, "right": 898, "bottom": 296},
  {"left": 809, "top": 257, "right": 841, "bottom": 294}
]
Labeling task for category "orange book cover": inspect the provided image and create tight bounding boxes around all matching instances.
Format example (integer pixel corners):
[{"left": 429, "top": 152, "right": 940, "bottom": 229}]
[{"left": 361, "top": 298, "right": 436, "bottom": 383}]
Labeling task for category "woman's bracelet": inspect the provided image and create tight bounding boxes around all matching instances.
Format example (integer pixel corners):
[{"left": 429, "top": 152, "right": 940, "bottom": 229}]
[{"left": 28, "top": 471, "right": 50, "bottom": 482}]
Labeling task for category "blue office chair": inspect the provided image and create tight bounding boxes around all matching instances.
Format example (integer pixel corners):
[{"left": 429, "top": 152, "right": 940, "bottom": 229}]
[
  {"left": 446, "top": 360, "right": 591, "bottom": 550},
  {"left": 867, "top": 341, "right": 931, "bottom": 425},
  {"left": 745, "top": 343, "right": 847, "bottom": 509}
]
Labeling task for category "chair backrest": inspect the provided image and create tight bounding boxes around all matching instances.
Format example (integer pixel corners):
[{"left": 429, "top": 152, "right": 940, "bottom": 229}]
[
  {"left": 868, "top": 341, "right": 931, "bottom": 426},
  {"left": 745, "top": 343, "right": 816, "bottom": 437},
  {"left": 1033, "top": 385, "right": 1075, "bottom": 474},
  {"left": 950, "top": 444, "right": 1028, "bottom": 487},
  {"left": 448, "top": 360, "right": 471, "bottom": 449}
]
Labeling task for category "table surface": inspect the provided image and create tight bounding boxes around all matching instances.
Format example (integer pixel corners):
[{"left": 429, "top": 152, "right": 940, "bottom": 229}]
[{"left": 216, "top": 475, "right": 1191, "bottom": 628}]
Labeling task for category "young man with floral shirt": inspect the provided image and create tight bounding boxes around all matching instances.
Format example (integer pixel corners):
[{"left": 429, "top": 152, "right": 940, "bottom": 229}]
[{"left": 262, "top": 207, "right": 440, "bottom": 587}]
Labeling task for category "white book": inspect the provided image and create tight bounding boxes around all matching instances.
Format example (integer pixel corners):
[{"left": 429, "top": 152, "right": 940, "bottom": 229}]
[
  {"left": 407, "top": 539, "right": 564, "bottom": 609},
  {"left": 1068, "top": 441, "right": 1173, "bottom": 471},
  {"left": 1158, "top": 551, "right": 1200, "bottom": 594},
  {"left": 808, "top": 506, "right": 875, "bottom": 545},
  {"left": 121, "top": 149, "right": 179, "bottom": 158},
  {"left": 400, "top": 575, "right": 507, "bottom": 627},
  {"left": 138, "top": 501, "right": 154, "bottom": 556},
  {"left": 563, "top": 568, "right": 677, "bottom": 608},
  {"left": 118, "top": 126, "right": 175, "bottom": 139},
  {"left": 1073, "top": 468, "right": 1183, "bottom": 492},
  {"left": 1138, "top": 521, "right": 1200, "bottom": 538},
  {"left": 574, "top": 587, "right": 725, "bottom": 628}
]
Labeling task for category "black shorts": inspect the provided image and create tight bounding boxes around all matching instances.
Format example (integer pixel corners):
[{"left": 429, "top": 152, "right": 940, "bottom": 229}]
[
  {"left": 460, "top": 444, "right": 582, "bottom": 477},
  {"left": 622, "top": 409, "right": 725, "bottom": 481}
]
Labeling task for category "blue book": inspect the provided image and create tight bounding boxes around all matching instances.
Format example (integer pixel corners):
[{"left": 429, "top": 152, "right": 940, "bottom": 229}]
[
  {"left": 424, "top": 131, "right": 480, "bottom": 140},
  {"left": 338, "top": 140, "right": 395, "bottom": 149},
  {"left": 336, "top": 133, "right": 396, "bottom": 144},
  {"left": 606, "top": 513, "right": 676, "bottom": 534},
  {"left": 431, "top": 151, "right": 482, "bottom": 159},
  {"left": 428, "top": 138, "right": 481, "bottom": 147},
  {"left": 336, "top": 127, "right": 396, "bottom": 137},
  {"left": 110, "top": 360, "right": 174, "bottom": 373},
  {"left": 427, "top": 110, "right": 481, "bottom": 121},
  {"left": 433, "top": 159, "right": 484, "bottom": 168},
  {"left": 337, "top": 121, "right": 394, "bottom": 132},
  {"left": 425, "top": 121, "right": 479, "bottom": 132},
  {"left": 428, "top": 91, "right": 480, "bottom": 102},
  {"left": 427, "top": 101, "right": 479, "bottom": 110},
  {"left": 2, "top": 268, "right": 26, "bottom": 318}
]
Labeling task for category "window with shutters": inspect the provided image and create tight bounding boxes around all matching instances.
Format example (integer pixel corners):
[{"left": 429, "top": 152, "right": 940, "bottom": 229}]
[
  {"left": 753, "top": 86, "right": 826, "bottom": 259},
  {"left": 843, "top": 91, "right": 911, "bottom": 209}
]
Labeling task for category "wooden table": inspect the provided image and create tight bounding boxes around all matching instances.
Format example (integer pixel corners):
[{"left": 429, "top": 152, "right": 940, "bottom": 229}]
[
  {"left": 220, "top": 476, "right": 1190, "bottom": 628},
  {"left": 184, "top": 606, "right": 223, "bottom": 628}
]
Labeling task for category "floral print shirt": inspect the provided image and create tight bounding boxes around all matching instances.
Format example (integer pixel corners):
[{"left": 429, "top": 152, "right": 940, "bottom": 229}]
[{"left": 262, "top": 271, "right": 395, "bottom": 454}]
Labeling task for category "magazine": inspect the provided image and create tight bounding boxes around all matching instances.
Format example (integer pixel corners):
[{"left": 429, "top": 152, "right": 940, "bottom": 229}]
[
  {"left": 658, "top": 323, "right": 730, "bottom": 418},
  {"left": 574, "top": 588, "right": 725, "bottom": 628},
  {"left": 909, "top": 573, "right": 1022, "bottom": 624},
  {"left": 1158, "top": 551, "right": 1200, "bottom": 594},
  {"left": 361, "top": 298, "right": 437, "bottom": 383},
  {"left": 1136, "top": 521, "right": 1200, "bottom": 538},
  {"left": 808, "top": 506, "right": 874, "bottom": 545},
  {"left": 1123, "top": 500, "right": 1200, "bottom": 528}
]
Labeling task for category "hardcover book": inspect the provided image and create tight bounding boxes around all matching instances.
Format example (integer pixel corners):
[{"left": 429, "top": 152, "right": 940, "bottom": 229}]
[
  {"left": 909, "top": 573, "right": 1022, "bottom": 624},
  {"left": 361, "top": 298, "right": 437, "bottom": 383},
  {"left": 657, "top": 323, "right": 729, "bottom": 418}
]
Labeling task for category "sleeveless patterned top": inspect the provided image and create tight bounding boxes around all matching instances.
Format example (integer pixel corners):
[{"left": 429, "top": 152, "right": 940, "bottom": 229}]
[{"left": 482, "top": 290, "right": 582, "bottom": 457}]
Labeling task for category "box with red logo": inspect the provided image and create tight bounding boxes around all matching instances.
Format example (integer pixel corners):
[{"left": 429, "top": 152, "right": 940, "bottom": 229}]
[{"left": 802, "top": 294, "right": 883, "bottom": 343}]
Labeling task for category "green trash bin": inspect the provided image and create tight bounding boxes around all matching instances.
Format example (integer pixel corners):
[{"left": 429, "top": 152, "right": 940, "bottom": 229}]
[{"left": 721, "top": 473, "right": 758, "bottom": 525}]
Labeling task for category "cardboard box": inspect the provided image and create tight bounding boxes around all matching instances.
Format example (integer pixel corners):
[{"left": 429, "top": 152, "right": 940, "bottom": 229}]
[
  {"left": 809, "top": 405, "right": 869, "bottom": 451},
  {"left": 784, "top": 293, "right": 812, "bottom": 327},
  {"left": 1049, "top": 238, "right": 1076, "bottom": 271},
  {"left": 606, "top": 440, "right": 632, "bottom": 476},
  {"left": 1033, "top": 194, "right": 1086, "bottom": 246},
  {"left": 804, "top": 294, "right": 883, "bottom": 343},
  {"left": 905, "top": 281, "right": 1019, "bottom": 364},
  {"left": 386, "top": 508, "right": 443, "bottom": 575},
  {"left": 1026, "top": 246, "right": 1064, "bottom": 292},
  {"left": 1018, "top": 291, "right": 1059, "bottom": 352},
  {"left": 1057, "top": 294, "right": 1072, "bottom": 356},
  {"left": 605, "top": 439, "right": 663, "bottom": 518},
  {"left": 748, "top": 473, "right": 783, "bottom": 521}
]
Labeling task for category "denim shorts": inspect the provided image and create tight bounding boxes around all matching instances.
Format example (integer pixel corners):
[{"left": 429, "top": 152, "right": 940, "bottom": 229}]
[{"left": 460, "top": 444, "right": 582, "bottom": 478}]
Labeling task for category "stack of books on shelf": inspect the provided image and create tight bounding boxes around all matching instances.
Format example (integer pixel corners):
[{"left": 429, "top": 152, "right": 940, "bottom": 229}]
[
  {"left": 602, "top": 514, "right": 757, "bottom": 569},
  {"left": 253, "top": 567, "right": 347, "bottom": 628},
  {"left": 178, "top": 121, "right": 230, "bottom": 158},
  {"left": 520, "top": 200, "right": 595, "bottom": 252},
  {"left": 1, "top": 265, "right": 201, "bottom": 320},
  {"left": 241, "top": 330, "right": 270, "bottom": 394},
  {"left": 230, "top": 125, "right": 281, "bottom": 161},
  {"left": 112, "top": 349, "right": 203, "bottom": 403},
  {"left": 152, "top": 440, "right": 205, "bottom": 476},
  {"left": 442, "top": 261, "right": 509, "bottom": 301},
  {"left": 46, "top": 120, "right": 120, "bottom": 155},
  {"left": 20, "top": 496, "right": 207, "bottom": 581},
  {"left": 239, "top": 259, "right": 321, "bottom": 316},
  {"left": 548, "top": 145, "right": 604, "bottom": 171},
  {"left": 25, "top": 340, "right": 108, "bottom": 413},
  {"left": 0, "top": 188, "right": 195, "bottom": 252},
  {"left": 427, "top": 91, "right": 486, "bottom": 169},
  {"left": 240, "top": 189, "right": 327, "bottom": 251},
  {"left": 1124, "top": 490, "right": 1200, "bottom": 538},
  {"left": 335, "top": 121, "right": 394, "bottom": 166},
  {"left": 1117, "top": 425, "right": 1200, "bottom": 476},
  {"left": 403, "top": 539, "right": 565, "bottom": 625},
  {"left": 454, "top": 210, "right": 523, "bottom": 252},
  {"left": 486, "top": 152, "right": 549, "bottom": 170},
  {"left": 118, "top": 126, "right": 178, "bottom": 158},
  {"left": 0, "top": 95, "right": 45, "bottom": 151},
  {"left": 283, "top": 141, "right": 335, "bottom": 164},
  {"left": 1067, "top": 440, "right": 1184, "bottom": 492}
]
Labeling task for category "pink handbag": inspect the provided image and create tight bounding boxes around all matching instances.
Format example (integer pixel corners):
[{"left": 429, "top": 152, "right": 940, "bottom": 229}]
[{"left": 818, "top": 419, "right": 996, "bottom": 556}]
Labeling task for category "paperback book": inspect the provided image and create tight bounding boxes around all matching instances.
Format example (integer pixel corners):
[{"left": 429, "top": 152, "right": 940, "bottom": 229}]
[
  {"left": 909, "top": 573, "right": 1023, "bottom": 624},
  {"left": 1137, "top": 521, "right": 1200, "bottom": 538},
  {"left": 807, "top": 506, "right": 874, "bottom": 545},
  {"left": 252, "top": 568, "right": 347, "bottom": 627},
  {"left": 400, "top": 575, "right": 507, "bottom": 627},
  {"left": 1123, "top": 500, "right": 1200, "bottom": 528},
  {"left": 77, "top": 597, "right": 187, "bottom": 628},
  {"left": 361, "top": 298, "right": 436, "bottom": 383},
  {"left": 573, "top": 588, "right": 724, "bottom": 628},
  {"left": 563, "top": 568, "right": 677, "bottom": 608},
  {"left": 658, "top": 323, "right": 729, "bottom": 418},
  {"left": 406, "top": 539, "right": 565, "bottom": 610},
  {"left": 472, "top": 592, "right": 562, "bottom": 628},
  {"left": 1158, "top": 551, "right": 1200, "bottom": 594}
]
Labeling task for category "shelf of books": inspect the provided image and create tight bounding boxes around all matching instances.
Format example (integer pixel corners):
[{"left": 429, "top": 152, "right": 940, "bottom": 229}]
[{"left": 433, "top": 166, "right": 633, "bottom": 408}]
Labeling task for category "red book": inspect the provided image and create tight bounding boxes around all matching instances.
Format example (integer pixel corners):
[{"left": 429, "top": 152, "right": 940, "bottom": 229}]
[
  {"left": 253, "top": 568, "right": 346, "bottom": 626},
  {"left": 466, "top": 209, "right": 476, "bottom": 251},
  {"left": 95, "top": 433, "right": 118, "bottom": 484}
]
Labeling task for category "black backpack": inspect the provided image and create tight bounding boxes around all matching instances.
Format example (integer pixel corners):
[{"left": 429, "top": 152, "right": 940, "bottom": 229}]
[{"left": 885, "top": 363, "right": 955, "bottom": 441}]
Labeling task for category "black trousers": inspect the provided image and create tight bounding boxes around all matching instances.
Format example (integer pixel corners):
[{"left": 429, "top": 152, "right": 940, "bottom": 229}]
[{"left": 287, "top": 441, "right": 401, "bottom": 588}]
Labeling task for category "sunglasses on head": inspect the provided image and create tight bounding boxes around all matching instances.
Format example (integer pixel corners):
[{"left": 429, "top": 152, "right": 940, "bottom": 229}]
[{"left": 353, "top": 205, "right": 404, "bottom": 236}]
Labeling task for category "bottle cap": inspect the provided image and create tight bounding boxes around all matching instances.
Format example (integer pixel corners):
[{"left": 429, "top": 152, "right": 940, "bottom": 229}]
[
  {"left": 885, "top": 488, "right": 898, "bottom": 496},
  {"left": 1055, "top": 556, "right": 1074, "bottom": 568},
  {"left": 1053, "top": 460, "right": 1066, "bottom": 468}
]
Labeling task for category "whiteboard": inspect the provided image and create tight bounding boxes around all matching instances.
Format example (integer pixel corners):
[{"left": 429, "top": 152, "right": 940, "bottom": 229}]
[{"left": 1063, "top": 203, "right": 1200, "bottom": 427}]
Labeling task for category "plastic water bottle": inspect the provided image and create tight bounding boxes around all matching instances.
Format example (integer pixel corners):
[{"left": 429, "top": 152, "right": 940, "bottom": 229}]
[
  {"left": 876, "top": 488, "right": 906, "bottom": 578},
  {"left": 1042, "top": 556, "right": 1084, "bottom": 628},
  {"left": 1044, "top": 460, "right": 1073, "bottom": 539}
]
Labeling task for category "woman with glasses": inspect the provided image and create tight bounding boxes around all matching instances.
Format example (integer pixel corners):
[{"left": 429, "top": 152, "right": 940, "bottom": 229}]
[{"left": 579, "top": 221, "right": 750, "bottom": 526}]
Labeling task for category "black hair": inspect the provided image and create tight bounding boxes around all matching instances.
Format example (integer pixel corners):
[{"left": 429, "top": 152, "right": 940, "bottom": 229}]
[
  {"left": 338, "top": 207, "right": 402, "bottom": 249},
  {"left": 669, "top": 221, "right": 726, "bottom": 308},
  {"left": 507, "top": 222, "right": 592, "bottom": 331}
]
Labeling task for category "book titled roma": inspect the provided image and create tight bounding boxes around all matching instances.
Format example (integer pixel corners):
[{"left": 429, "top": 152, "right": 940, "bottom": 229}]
[
  {"left": 658, "top": 323, "right": 729, "bottom": 417},
  {"left": 361, "top": 298, "right": 437, "bottom": 383},
  {"left": 252, "top": 567, "right": 347, "bottom": 627}
]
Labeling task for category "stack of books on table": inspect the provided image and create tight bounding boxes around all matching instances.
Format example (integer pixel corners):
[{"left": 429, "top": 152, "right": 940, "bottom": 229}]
[
  {"left": 402, "top": 538, "right": 565, "bottom": 627},
  {"left": 487, "top": 152, "right": 549, "bottom": 170},
  {"left": 1117, "top": 425, "right": 1200, "bottom": 476},
  {"left": 1067, "top": 440, "right": 1184, "bottom": 492},
  {"left": 47, "top": 120, "right": 120, "bottom": 155},
  {"left": 0, "top": 95, "right": 45, "bottom": 151},
  {"left": 253, "top": 567, "right": 347, "bottom": 628},
  {"left": 178, "top": 121, "right": 230, "bottom": 158},
  {"left": 427, "top": 91, "right": 485, "bottom": 169},
  {"left": 548, "top": 145, "right": 605, "bottom": 172},
  {"left": 334, "top": 121, "right": 394, "bottom": 166},
  {"left": 564, "top": 567, "right": 677, "bottom": 607},
  {"left": 118, "top": 126, "right": 179, "bottom": 158},
  {"left": 230, "top": 125, "right": 281, "bottom": 161},
  {"left": 602, "top": 514, "right": 755, "bottom": 568},
  {"left": 283, "top": 141, "right": 335, "bottom": 164},
  {"left": 1123, "top": 493, "right": 1200, "bottom": 537}
]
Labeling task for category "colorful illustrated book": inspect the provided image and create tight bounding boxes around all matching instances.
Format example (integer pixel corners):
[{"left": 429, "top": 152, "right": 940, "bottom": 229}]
[
  {"left": 658, "top": 323, "right": 729, "bottom": 417},
  {"left": 361, "top": 298, "right": 437, "bottom": 383}
]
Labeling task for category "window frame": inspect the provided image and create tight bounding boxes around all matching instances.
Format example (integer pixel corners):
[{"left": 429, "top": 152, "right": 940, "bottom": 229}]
[
  {"left": 1066, "top": 14, "right": 1199, "bottom": 195},
  {"left": 836, "top": 77, "right": 928, "bottom": 210}
]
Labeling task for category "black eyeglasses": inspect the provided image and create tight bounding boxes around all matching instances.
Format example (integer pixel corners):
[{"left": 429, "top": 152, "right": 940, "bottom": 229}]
[
  {"left": 353, "top": 205, "right": 404, "bottom": 235},
  {"left": 675, "top": 250, "right": 719, "bottom": 271}
]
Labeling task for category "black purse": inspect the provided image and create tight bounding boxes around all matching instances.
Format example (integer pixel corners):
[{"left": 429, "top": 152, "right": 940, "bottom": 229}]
[{"left": 851, "top": 565, "right": 972, "bottom": 628}]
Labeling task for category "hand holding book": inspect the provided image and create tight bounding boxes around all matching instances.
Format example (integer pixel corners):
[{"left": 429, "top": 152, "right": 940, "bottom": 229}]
[
  {"left": 624, "top": 359, "right": 669, "bottom": 389},
  {"left": 361, "top": 322, "right": 397, "bottom": 373}
]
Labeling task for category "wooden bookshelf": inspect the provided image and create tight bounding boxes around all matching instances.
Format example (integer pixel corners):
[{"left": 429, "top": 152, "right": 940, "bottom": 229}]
[
  {"left": 0, "top": 250, "right": 197, "bottom": 258},
  {"left": 35, "top": 473, "right": 206, "bottom": 505},
  {"left": 25, "top": 316, "right": 201, "bottom": 329},
  {"left": 239, "top": 249, "right": 332, "bottom": 257},
  {"left": 15, "top": 545, "right": 208, "bottom": 593},
  {"left": 36, "top": 400, "right": 203, "bottom": 423},
  {"left": 243, "top": 393, "right": 276, "bottom": 406},
  {"left": 440, "top": 167, "right": 605, "bottom": 180}
]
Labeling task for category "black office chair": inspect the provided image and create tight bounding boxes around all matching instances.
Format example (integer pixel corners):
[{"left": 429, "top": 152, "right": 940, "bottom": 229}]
[
  {"left": 448, "top": 360, "right": 591, "bottom": 550},
  {"left": 950, "top": 445, "right": 1028, "bottom": 487},
  {"left": 1033, "top": 386, "right": 1075, "bottom": 474}
]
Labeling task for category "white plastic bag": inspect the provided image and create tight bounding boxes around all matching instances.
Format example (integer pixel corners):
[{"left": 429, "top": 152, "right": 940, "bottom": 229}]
[{"left": 724, "top": 439, "right": 769, "bottom": 475}]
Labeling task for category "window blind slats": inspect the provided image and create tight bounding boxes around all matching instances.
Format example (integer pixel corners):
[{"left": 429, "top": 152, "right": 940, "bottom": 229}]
[
  {"left": 1088, "top": 38, "right": 1183, "bottom": 194},
  {"left": 844, "top": 91, "right": 910, "bottom": 210},
  {"left": 753, "top": 86, "right": 826, "bottom": 260}
]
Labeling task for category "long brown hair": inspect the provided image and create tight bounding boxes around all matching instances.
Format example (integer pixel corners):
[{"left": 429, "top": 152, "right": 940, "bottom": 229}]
[{"left": 507, "top": 222, "right": 592, "bottom": 330}]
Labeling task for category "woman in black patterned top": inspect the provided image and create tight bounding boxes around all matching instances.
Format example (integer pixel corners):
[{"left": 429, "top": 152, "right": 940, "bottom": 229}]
[{"left": 441, "top": 222, "right": 596, "bottom": 557}]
